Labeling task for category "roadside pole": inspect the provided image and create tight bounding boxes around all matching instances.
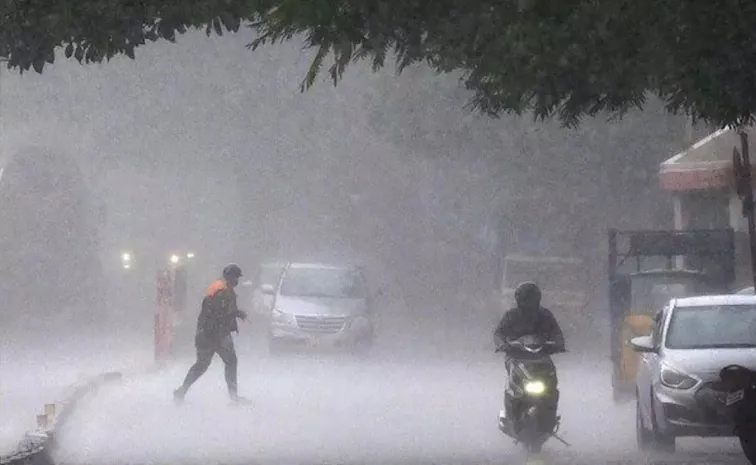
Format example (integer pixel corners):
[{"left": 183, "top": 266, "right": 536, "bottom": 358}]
[{"left": 733, "top": 130, "right": 756, "bottom": 290}]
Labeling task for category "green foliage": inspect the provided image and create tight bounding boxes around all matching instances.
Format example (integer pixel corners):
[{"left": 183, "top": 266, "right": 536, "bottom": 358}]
[
  {"left": 3, "top": 0, "right": 756, "bottom": 128},
  {"left": 0, "top": 0, "right": 262, "bottom": 71}
]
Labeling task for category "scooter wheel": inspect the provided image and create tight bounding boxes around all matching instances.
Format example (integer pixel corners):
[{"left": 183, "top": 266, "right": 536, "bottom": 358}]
[{"left": 526, "top": 442, "right": 542, "bottom": 454}]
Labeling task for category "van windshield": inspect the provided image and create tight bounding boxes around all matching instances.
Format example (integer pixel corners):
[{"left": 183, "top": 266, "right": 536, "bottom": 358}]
[{"left": 280, "top": 267, "right": 366, "bottom": 299}]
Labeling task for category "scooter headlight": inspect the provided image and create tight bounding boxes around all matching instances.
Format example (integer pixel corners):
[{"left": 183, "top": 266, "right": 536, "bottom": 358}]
[{"left": 524, "top": 380, "right": 546, "bottom": 395}]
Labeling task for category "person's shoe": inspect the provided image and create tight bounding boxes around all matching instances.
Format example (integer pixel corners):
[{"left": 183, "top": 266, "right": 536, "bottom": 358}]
[
  {"left": 498, "top": 410, "right": 513, "bottom": 437},
  {"left": 229, "top": 393, "right": 252, "bottom": 405},
  {"left": 173, "top": 388, "right": 185, "bottom": 404}
]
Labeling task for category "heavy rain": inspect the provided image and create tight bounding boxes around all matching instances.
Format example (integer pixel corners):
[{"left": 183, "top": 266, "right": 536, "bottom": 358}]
[{"left": 0, "top": 24, "right": 754, "bottom": 465}]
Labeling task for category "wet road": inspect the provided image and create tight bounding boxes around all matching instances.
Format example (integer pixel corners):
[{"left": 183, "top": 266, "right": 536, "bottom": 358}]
[{"left": 49, "top": 337, "right": 746, "bottom": 465}]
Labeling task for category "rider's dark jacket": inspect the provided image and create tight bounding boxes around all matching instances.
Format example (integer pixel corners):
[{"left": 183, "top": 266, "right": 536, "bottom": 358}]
[
  {"left": 494, "top": 306, "right": 566, "bottom": 352},
  {"left": 195, "top": 279, "right": 241, "bottom": 346}
]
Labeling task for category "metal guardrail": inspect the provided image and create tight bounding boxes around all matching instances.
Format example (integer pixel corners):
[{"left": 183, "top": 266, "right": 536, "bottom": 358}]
[{"left": 0, "top": 371, "right": 123, "bottom": 465}]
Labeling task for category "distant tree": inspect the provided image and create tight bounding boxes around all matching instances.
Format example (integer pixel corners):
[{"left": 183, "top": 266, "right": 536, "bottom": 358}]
[
  {"left": 0, "top": 147, "right": 103, "bottom": 321},
  {"left": 3, "top": 0, "right": 756, "bottom": 128},
  {"left": 361, "top": 66, "right": 706, "bottom": 295}
]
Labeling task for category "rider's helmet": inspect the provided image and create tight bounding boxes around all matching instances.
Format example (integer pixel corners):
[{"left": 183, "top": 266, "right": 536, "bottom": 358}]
[
  {"left": 223, "top": 264, "right": 243, "bottom": 284},
  {"left": 514, "top": 281, "right": 541, "bottom": 310}
]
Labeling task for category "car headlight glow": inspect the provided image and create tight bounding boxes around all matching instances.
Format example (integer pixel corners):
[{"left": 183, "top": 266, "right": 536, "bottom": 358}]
[
  {"left": 660, "top": 363, "right": 699, "bottom": 390},
  {"left": 272, "top": 308, "right": 294, "bottom": 324},
  {"left": 121, "top": 252, "right": 133, "bottom": 269},
  {"left": 524, "top": 380, "right": 546, "bottom": 395}
]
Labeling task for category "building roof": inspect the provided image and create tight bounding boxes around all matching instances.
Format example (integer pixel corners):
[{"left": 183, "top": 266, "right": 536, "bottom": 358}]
[{"left": 659, "top": 125, "right": 756, "bottom": 191}]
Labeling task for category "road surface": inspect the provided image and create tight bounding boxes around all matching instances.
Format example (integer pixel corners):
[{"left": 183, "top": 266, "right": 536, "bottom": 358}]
[
  {"left": 49, "top": 333, "right": 746, "bottom": 465},
  {"left": 0, "top": 326, "right": 153, "bottom": 457}
]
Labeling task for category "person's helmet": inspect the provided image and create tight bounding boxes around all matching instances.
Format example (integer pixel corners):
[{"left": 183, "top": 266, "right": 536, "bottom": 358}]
[
  {"left": 514, "top": 281, "right": 541, "bottom": 309},
  {"left": 223, "top": 264, "right": 243, "bottom": 279}
]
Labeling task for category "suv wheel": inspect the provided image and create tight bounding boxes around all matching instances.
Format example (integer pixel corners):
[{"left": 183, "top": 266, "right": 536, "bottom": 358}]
[
  {"left": 653, "top": 431, "right": 676, "bottom": 453},
  {"left": 636, "top": 395, "right": 654, "bottom": 450},
  {"left": 649, "top": 389, "right": 676, "bottom": 453}
]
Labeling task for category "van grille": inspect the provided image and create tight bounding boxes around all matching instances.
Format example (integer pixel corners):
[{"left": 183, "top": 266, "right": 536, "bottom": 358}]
[{"left": 295, "top": 315, "right": 346, "bottom": 334}]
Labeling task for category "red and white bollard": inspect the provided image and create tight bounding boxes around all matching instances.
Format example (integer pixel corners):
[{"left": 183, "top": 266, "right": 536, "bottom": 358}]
[{"left": 155, "top": 269, "right": 174, "bottom": 365}]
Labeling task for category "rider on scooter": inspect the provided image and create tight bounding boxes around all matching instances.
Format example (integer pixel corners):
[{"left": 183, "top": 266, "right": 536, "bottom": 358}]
[{"left": 494, "top": 282, "right": 566, "bottom": 428}]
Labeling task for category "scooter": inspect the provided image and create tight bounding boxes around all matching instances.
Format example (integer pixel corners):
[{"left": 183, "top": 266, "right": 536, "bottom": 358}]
[
  {"left": 718, "top": 364, "right": 756, "bottom": 465},
  {"left": 496, "top": 334, "right": 570, "bottom": 453}
]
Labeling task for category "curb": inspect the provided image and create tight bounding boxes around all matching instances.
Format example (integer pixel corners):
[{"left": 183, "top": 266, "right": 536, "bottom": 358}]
[{"left": 0, "top": 371, "right": 123, "bottom": 465}]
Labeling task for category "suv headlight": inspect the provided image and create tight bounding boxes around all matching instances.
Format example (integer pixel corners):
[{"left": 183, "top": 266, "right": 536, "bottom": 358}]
[
  {"left": 660, "top": 362, "right": 699, "bottom": 390},
  {"left": 271, "top": 308, "right": 294, "bottom": 325}
]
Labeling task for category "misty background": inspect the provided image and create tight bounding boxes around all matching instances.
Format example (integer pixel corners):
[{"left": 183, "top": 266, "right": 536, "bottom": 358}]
[{"left": 0, "top": 29, "right": 712, "bottom": 349}]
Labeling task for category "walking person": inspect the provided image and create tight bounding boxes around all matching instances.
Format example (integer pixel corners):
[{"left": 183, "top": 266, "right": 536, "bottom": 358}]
[{"left": 173, "top": 264, "right": 249, "bottom": 403}]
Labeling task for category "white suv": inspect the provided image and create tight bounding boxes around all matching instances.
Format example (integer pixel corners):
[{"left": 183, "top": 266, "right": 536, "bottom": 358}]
[{"left": 631, "top": 295, "right": 756, "bottom": 453}]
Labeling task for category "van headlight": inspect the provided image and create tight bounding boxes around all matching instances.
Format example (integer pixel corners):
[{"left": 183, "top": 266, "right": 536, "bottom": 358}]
[
  {"left": 349, "top": 316, "right": 370, "bottom": 330},
  {"left": 524, "top": 380, "right": 546, "bottom": 395},
  {"left": 660, "top": 362, "right": 698, "bottom": 390},
  {"left": 271, "top": 308, "right": 294, "bottom": 325}
]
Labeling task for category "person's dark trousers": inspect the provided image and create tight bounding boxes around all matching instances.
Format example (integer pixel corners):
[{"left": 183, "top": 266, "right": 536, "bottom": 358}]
[{"left": 175, "top": 334, "right": 238, "bottom": 398}]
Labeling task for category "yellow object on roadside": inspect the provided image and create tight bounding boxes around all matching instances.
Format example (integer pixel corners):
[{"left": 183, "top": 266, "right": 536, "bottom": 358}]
[{"left": 619, "top": 313, "right": 655, "bottom": 386}]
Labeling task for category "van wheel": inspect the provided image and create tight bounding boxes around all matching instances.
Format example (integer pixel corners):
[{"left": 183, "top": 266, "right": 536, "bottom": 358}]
[
  {"left": 268, "top": 339, "right": 286, "bottom": 357},
  {"left": 351, "top": 336, "right": 373, "bottom": 358}
]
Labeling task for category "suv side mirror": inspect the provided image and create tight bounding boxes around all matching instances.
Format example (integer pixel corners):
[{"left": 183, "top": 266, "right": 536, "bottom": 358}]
[
  {"left": 260, "top": 284, "right": 275, "bottom": 295},
  {"left": 630, "top": 335, "right": 657, "bottom": 353}
]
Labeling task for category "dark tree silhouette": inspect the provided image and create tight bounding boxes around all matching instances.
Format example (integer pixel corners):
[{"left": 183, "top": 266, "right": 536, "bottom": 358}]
[{"left": 2, "top": 0, "right": 756, "bottom": 128}]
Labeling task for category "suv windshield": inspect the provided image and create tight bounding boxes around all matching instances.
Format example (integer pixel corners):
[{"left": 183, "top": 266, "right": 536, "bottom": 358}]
[
  {"left": 666, "top": 304, "right": 756, "bottom": 349},
  {"left": 280, "top": 267, "right": 366, "bottom": 299}
]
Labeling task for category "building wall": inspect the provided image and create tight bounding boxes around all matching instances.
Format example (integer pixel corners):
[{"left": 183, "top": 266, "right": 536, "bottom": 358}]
[
  {"left": 676, "top": 188, "right": 753, "bottom": 291},
  {"left": 681, "top": 189, "right": 731, "bottom": 229}
]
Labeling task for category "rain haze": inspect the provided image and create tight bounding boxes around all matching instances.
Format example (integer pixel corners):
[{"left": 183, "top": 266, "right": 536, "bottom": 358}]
[{"left": 0, "top": 28, "right": 747, "bottom": 465}]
